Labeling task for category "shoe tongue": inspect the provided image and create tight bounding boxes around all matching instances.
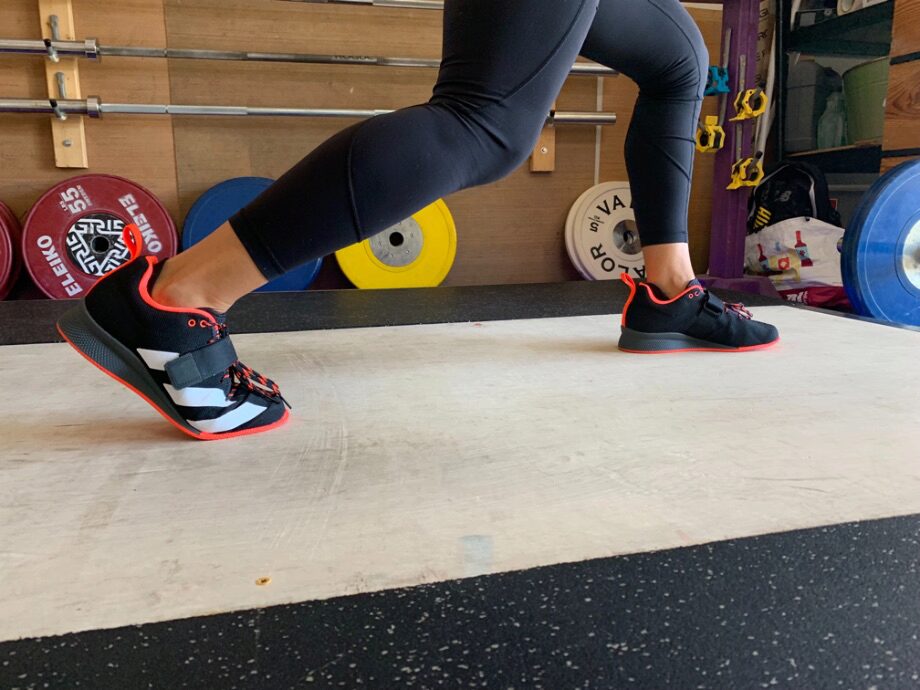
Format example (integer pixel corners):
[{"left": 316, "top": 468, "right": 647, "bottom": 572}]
[{"left": 685, "top": 279, "right": 703, "bottom": 289}]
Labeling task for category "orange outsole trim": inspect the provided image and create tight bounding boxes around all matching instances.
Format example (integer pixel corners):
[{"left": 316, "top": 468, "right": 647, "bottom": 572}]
[
  {"left": 57, "top": 325, "right": 290, "bottom": 441},
  {"left": 618, "top": 337, "right": 781, "bottom": 354}
]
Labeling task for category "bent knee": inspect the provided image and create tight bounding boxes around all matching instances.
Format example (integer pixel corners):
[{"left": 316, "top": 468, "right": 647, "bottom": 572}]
[
  {"left": 430, "top": 97, "right": 545, "bottom": 186},
  {"left": 639, "top": 23, "right": 709, "bottom": 100},
  {"left": 670, "top": 25, "right": 709, "bottom": 98},
  {"left": 473, "top": 135, "right": 538, "bottom": 185},
  {"left": 465, "top": 116, "right": 545, "bottom": 185}
]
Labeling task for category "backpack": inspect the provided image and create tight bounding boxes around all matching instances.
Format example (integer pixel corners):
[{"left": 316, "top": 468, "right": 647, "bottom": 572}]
[{"left": 747, "top": 161, "right": 842, "bottom": 234}]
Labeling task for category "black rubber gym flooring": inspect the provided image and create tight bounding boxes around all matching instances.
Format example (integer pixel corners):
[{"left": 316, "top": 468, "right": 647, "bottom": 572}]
[
  {"left": 0, "top": 280, "right": 782, "bottom": 346},
  {"left": 2, "top": 514, "right": 919, "bottom": 689}
]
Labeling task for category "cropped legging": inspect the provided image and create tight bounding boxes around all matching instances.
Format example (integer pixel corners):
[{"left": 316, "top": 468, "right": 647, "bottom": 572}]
[{"left": 229, "top": 0, "right": 709, "bottom": 280}]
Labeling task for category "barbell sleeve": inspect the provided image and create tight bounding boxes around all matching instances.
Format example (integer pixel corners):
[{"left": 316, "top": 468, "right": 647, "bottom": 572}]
[{"left": 0, "top": 38, "right": 99, "bottom": 59}]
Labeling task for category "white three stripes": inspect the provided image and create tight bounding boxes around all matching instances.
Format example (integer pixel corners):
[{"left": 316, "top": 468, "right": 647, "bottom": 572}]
[
  {"left": 137, "top": 348, "right": 266, "bottom": 434},
  {"left": 163, "top": 383, "right": 234, "bottom": 409}
]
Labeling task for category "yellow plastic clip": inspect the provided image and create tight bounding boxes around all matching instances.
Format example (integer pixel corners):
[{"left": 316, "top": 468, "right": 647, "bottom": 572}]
[
  {"left": 730, "top": 88, "right": 768, "bottom": 122},
  {"left": 727, "top": 158, "right": 747, "bottom": 190},
  {"left": 695, "top": 116, "right": 726, "bottom": 153},
  {"left": 740, "top": 152, "right": 765, "bottom": 187},
  {"left": 726, "top": 152, "right": 765, "bottom": 190}
]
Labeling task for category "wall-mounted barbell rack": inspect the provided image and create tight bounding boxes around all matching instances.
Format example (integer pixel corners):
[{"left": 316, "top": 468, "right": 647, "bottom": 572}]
[{"left": 5, "top": 0, "right": 618, "bottom": 171}]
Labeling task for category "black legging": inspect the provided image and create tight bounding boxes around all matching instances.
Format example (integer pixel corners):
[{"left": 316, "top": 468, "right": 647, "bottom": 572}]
[{"left": 230, "top": 0, "right": 709, "bottom": 280}]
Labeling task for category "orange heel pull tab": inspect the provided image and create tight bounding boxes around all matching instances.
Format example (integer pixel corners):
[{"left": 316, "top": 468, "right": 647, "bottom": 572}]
[
  {"left": 620, "top": 272, "right": 637, "bottom": 327},
  {"left": 122, "top": 224, "right": 144, "bottom": 261}
]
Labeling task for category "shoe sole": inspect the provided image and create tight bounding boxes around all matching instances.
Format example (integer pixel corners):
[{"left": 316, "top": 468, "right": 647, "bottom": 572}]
[
  {"left": 618, "top": 326, "right": 780, "bottom": 354},
  {"left": 57, "top": 302, "right": 289, "bottom": 441}
]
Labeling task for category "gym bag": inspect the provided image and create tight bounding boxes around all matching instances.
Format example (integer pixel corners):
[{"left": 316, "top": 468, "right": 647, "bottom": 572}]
[{"left": 747, "top": 161, "right": 842, "bottom": 234}]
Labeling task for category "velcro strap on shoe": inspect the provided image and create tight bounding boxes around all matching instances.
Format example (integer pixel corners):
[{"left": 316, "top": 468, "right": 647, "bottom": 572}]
[
  {"left": 165, "top": 337, "right": 238, "bottom": 390},
  {"left": 703, "top": 293, "right": 725, "bottom": 316}
]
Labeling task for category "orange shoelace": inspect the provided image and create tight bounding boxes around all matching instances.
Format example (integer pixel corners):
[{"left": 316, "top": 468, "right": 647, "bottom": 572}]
[{"left": 212, "top": 322, "right": 290, "bottom": 408}]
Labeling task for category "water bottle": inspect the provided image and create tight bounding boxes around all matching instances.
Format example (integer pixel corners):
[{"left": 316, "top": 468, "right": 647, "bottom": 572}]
[{"left": 817, "top": 92, "right": 847, "bottom": 149}]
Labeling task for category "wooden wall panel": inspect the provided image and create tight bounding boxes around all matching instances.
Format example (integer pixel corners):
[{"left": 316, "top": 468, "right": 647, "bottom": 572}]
[
  {"left": 891, "top": 0, "right": 920, "bottom": 60},
  {"left": 881, "top": 0, "right": 919, "bottom": 179},
  {"left": 599, "top": 6, "right": 723, "bottom": 275},
  {"left": 882, "top": 61, "right": 920, "bottom": 153},
  {"left": 881, "top": 156, "right": 918, "bottom": 173},
  {"left": 1, "top": 0, "right": 721, "bottom": 290},
  {"left": 0, "top": 0, "right": 179, "bottom": 222}
]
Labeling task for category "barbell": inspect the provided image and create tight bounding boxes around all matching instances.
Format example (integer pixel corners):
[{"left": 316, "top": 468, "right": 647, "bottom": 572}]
[
  {"left": 0, "top": 38, "right": 616, "bottom": 77},
  {"left": 0, "top": 97, "right": 617, "bottom": 125}
]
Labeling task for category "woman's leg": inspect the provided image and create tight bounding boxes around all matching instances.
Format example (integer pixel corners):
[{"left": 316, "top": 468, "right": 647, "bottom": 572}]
[
  {"left": 155, "top": 0, "right": 601, "bottom": 311},
  {"left": 580, "top": 0, "right": 709, "bottom": 298},
  {"left": 62, "top": 0, "right": 772, "bottom": 441},
  {"left": 580, "top": 2, "right": 778, "bottom": 352}
]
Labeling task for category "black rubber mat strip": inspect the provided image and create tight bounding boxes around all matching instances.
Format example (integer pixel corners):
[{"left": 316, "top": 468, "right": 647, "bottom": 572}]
[
  {"left": 0, "top": 281, "right": 782, "bottom": 346},
  {"left": 2, "top": 514, "right": 920, "bottom": 688},
  {"left": 881, "top": 147, "right": 920, "bottom": 158}
]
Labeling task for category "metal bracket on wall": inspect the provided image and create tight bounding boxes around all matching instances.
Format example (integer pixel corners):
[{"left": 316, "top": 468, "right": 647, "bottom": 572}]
[
  {"left": 531, "top": 101, "right": 558, "bottom": 173},
  {"left": 39, "top": 0, "right": 88, "bottom": 168}
]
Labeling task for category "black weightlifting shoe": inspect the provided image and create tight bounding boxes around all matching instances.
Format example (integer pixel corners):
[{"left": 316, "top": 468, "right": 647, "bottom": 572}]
[
  {"left": 57, "top": 224, "right": 290, "bottom": 440},
  {"left": 618, "top": 273, "right": 780, "bottom": 353}
]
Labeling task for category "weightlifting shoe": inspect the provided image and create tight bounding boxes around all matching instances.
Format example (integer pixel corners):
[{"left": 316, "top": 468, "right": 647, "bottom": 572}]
[
  {"left": 57, "top": 224, "right": 290, "bottom": 440},
  {"left": 618, "top": 273, "right": 779, "bottom": 353}
]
